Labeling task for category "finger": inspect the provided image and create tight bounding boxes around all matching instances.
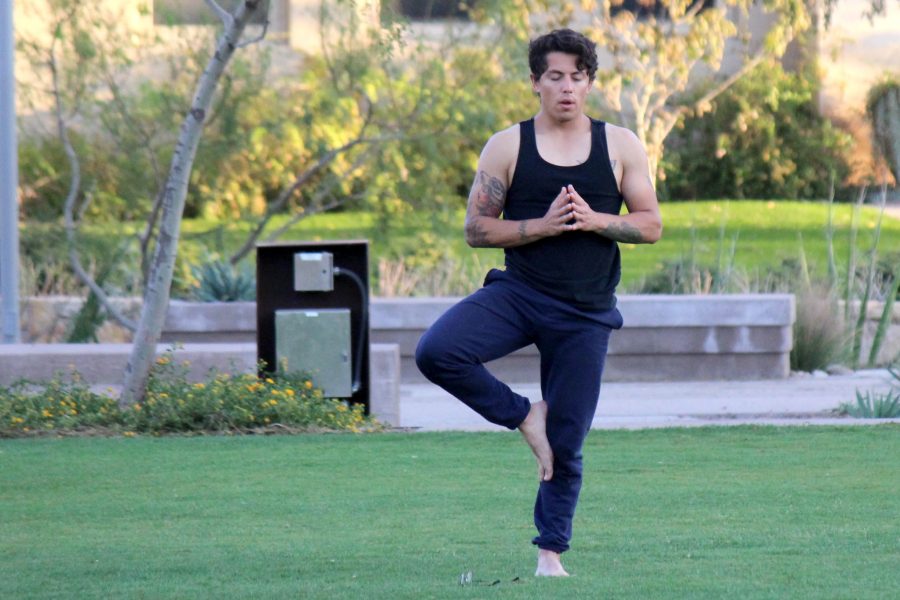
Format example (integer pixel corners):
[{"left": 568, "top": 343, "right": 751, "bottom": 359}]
[{"left": 566, "top": 185, "right": 587, "bottom": 205}]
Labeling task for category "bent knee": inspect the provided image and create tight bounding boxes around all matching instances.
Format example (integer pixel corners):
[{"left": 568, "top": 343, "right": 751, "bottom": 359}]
[{"left": 415, "top": 331, "right": 444, "bottom": 377}]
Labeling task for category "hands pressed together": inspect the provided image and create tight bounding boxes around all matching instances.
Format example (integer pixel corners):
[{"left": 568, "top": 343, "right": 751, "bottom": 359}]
[{"left": 539, "top": 184, "right": 602, "bottom": 236}]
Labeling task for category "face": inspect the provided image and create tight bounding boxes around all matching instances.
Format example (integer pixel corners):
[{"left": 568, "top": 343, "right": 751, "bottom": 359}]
[{"left": 531, "top": 52, "right": 593, "bottom": 122}]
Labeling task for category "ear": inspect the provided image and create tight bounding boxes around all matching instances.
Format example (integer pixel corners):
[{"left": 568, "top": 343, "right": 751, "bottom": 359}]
[{"left": 530, "top": 73, "right": 539, "bottom": 94}]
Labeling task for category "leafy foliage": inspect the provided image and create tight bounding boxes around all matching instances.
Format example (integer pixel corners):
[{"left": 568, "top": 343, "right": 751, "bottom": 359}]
[
  {"left": 663, "top": 60, "right": 852, "bottom": 199},
  {"left": 0, "top": 356, "right": 376, "bottom": 437}
]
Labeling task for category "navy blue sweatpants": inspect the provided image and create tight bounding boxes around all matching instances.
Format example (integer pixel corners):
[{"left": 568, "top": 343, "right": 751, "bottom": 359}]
[{"left": 415, "top": 269, "right": 623, "bottom": 553}]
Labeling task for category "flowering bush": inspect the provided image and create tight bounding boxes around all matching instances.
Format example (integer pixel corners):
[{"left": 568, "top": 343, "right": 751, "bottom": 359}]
[
  {"left": 0, "top": 372, "right": 121, "bottom": 434},
  {"left": 0, "top": 354, "right": 377, "bottom": 437}
]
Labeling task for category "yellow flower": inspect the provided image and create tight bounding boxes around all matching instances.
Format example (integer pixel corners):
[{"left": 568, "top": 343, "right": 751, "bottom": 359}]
[
  {"left": 133, "top": 404, "right": 142, "bottom": 411},
  {"left": 156, "top": 356, "right": 170, "bottom": 365},
  {"left": 123, "top": 431, "right": 136, "bottom": 437},
  {"left": 305, "top": 381, "right": 313, "bottom": 390},
  {"left": 269, "top": 399, "right": 278, "bottom": 406},
  {"left": 264, "top": 417, "right": 270, "bottom": 424},
  {"left": 42, "top": 410, "right": 53, "bottom": 418},
  {"left": 285, "top": 389, "right": 295, "bottom": 397},
  {"left": 266, "top": 378, "right": 275, "bottom": 384},
  {"left": 159, "top": 393, "right": 169, "bottom": 399}
]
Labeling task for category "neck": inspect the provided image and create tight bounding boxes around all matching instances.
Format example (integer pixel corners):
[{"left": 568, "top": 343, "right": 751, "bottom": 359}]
[{"left": 533, "top": 111, "right": 590, "bottom": 134}]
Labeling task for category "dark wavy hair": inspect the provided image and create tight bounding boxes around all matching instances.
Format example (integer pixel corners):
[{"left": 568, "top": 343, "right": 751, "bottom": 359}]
[{"left": 528, "top": 29, "right": 598, "bottom": 81}]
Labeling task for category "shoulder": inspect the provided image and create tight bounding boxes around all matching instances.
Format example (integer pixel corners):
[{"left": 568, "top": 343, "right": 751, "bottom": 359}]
[
  {"left": 602, "top": 122, "right": 648, "bottom": 164},
  {"left": 478, "top": 123, "right": 522, "bottom": 177},
  {"left": 482, "top": 123, "right": 521, "bottom": 160},
  {"left": 603, "top": 122, "right": 642, "bottom": 150}
]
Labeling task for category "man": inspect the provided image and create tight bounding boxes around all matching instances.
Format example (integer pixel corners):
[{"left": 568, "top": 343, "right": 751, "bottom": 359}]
[{"left": 415, "top": 28, "right": 661, "bottom": 577}]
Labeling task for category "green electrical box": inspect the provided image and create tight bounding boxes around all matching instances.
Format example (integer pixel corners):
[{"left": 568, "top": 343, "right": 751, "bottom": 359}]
[{"left": 275, "top": 308, "right": 352, "bottom": 398}]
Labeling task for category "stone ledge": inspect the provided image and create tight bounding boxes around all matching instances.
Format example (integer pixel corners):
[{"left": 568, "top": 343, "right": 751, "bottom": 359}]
[{"left": 369, "top": 294, "right": 796, "bottom": 328}]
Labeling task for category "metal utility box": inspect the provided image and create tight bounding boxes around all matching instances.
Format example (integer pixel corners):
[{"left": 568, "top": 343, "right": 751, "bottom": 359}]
[
  {"left": 293, "top": 252, "right": 334, "bottom": 292},
  {"left": 275, "top": 309, "right": 352, "bottom": 397},
  {"left": 257, "top": 240, "right": 370, "bottom": 411}
]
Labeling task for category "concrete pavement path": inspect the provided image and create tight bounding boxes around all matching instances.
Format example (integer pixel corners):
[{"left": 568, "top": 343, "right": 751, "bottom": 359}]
[{"left": 400, "top": 370, "right": 900, "bottom": 431}]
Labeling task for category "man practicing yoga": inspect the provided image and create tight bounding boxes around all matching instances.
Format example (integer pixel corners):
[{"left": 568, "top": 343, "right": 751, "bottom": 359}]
[{"left": 415, "top": 28, "right": 662, "bottom": 577}]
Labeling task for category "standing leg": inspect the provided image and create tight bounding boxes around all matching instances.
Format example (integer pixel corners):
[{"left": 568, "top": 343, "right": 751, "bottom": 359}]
[{"left": 532, "top": 319, "right": 613, "bottom": 570}]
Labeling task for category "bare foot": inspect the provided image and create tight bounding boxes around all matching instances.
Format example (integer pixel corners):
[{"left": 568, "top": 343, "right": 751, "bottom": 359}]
[
  {"left": 535, "top": 549, "right": 569, "bottom": 577},
  {"left": 518, "top": 400, "right": 553, "bottom": 481}
]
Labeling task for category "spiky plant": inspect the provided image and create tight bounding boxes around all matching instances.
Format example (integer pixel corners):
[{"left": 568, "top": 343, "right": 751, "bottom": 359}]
[{"left": 191, "top": 260, "right": 255, "bottom": 302}]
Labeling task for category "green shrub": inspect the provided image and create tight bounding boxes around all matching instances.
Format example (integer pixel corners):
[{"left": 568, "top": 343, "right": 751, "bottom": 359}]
[
  {"left": 662, "top": 60, "right": 852, "bottom": 200},
  {"left": 0, "top": 356, "right": 377, "bottom": 437},
  {"left": 0, "top": 373, "right": 121, "bottom": 433}
]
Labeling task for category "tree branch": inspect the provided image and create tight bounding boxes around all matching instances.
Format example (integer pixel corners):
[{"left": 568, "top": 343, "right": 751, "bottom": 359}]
[
  {"left": 228, "top": 132, "right": 393, "bottom": 264},
  {"left": 237, "top": 2, "right": 270, "bottom": 50},
  {"left": 681, "top": 51, "right": 766, "bottom": 117},
  {"left": 204, "top": 0, "right": 234, "bottom": 28},
  {"left": 263, "top": 191, "right": 366, "bottom": 245},
  {"left": 50, "top": 45, "right": 137, "bottom": 332}
]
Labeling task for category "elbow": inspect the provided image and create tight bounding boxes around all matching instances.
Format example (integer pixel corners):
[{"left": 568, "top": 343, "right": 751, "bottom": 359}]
[
  {"left": 646, "top": 219, "right": 663, "bottom": 244},
  {"left": 464, "top": 218, "right": 483, "bottom": 248}
]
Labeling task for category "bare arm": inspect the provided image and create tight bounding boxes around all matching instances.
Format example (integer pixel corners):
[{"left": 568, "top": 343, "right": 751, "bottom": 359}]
[
  {"left": 464, "top": 132, "right": 576, "bottom": 248},
  {"left": 567, "top": 129, "right": 662, "bottom": 244}
]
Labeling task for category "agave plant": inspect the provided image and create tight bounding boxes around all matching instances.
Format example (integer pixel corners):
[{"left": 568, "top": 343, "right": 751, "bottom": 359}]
[{"left": 191, "top": 260, "right": 256, "bottom": 302}]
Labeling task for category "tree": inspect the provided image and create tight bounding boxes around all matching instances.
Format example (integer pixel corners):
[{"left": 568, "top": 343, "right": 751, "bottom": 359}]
[
  {"left": 120, "top": 0, "right": 269, "bottom": 406},
  {"left": 586, "top": 0, "right": 809, "bottom": 184}
]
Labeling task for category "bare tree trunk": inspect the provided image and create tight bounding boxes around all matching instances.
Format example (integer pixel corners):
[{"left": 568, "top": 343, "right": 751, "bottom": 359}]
[{"left": 120, "top": 0, "right": 265, "bottom": 407}]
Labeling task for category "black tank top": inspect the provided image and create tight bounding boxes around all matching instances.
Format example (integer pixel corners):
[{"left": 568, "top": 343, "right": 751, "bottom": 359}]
[{"left": 503, "top": 118, "right": 624, "bottom": 311}]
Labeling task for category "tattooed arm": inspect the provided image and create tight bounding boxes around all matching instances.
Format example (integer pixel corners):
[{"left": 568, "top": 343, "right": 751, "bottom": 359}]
[
  {"left": 464, "top": 128, "right": 576, "bottom": 248},
  {"left": 566, "top": 126, "right": 662, "bottom": 244}
]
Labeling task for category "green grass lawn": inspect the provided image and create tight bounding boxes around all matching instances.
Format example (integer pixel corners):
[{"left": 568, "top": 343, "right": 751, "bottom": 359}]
[
  {"left": 25, "top": 200, "right": 898, "bottom": 296},
  {"left": 2, "top": 427, "right": 898, "bottom": 599}
]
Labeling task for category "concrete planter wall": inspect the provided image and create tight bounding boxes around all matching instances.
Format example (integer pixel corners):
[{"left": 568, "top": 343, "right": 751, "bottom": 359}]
[
  {"left": 370, "top": 295, "right": 797, "bottom": 382},
  {"left": 14, "top": 294, "right": 818, "bottom": 382},
  {"left": 22, "top": 294, "right": 898, "bottom": 373}
]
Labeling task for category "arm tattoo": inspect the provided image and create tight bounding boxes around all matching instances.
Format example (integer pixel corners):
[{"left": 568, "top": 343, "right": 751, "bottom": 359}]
[
  {"left": 518, "top": 220, "right": 528, "bottom": 241},
  {"left": 464, "top": 170, "right": 506, "bottom": 247},
  {"left": 604, "top": 221, "right": 645, "bottom": 243},
  {"left": 474, "top": 170, "right": 506, "bottom": 217},
  {"left": 465, "top": 218, "right": 491, "bottom": 247}
]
